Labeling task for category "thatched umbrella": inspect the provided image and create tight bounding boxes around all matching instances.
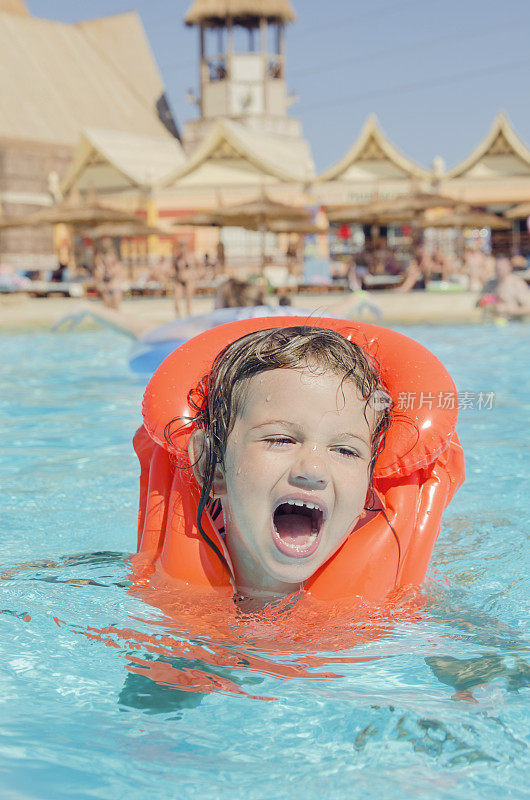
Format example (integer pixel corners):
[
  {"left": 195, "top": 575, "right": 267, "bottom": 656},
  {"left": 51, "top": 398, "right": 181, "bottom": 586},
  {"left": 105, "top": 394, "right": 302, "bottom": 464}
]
[
  {"left": 418, "top": 207, "right": 510, "bottom": 260},
  {"left": 177, "top": 196, "right": 311, "bottom": 230},
  {"left": 368, "top": 191, "right": 460, "bottom": 216},
  {"left": 327, "top": 205, "right": 407, "bottom": 227},
  {"left": 328, "top": 193, "right": 511, "bottom": 253},
  {"left": 80, "top": 220, "right": 175, "bottom": 280},
  {"left": 175, "top": 195, "right": 313, "bottom": 268},
  {"left": 0, "top": 196, "right": 141, "bottom": 230},
  {"left": 327, "top": 191, "right": 460, "bottom": 225},
  {"left": 0, "top": 192, "right": 146, "bottom": 276},
  {"left": 82, "top": 221, "right": 174, "bottom": 239},
  {"left": 216, "top": 197, "right": 312, "bottom": 268},
  {"left": 424, "top": 209, "right": 510, "bottom": 230},
  {"left": 211, "top": 196, "right": 311, "bottom": 229},
  {"left": 175, "top": 210, "right": 225, "bottom": 227},
  {"left": 267, "top": 219, "right": 328, "bottom": 235},
  {"left": 505, "top": 202, "right": 530, "bottom": 219}
]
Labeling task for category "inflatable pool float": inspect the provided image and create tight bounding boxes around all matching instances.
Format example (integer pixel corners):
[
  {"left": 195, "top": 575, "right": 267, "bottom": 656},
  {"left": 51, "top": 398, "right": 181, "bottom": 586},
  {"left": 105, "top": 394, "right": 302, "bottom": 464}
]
[
  {"left": 129, "top": 305, "right": 326, "bottom": 375},
  {"left": 133, "top": 316, "right": 465, "bottom": 603},
  {"left": 426, "top": 280, "right": 466, "bottom": 293}
]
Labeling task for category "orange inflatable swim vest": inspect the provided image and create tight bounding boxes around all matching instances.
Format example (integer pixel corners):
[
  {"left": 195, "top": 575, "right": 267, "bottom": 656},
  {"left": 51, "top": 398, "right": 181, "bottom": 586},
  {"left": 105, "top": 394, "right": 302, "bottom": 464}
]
[{"left": 134, "top": 317, "right": 465, "bottom": 602}]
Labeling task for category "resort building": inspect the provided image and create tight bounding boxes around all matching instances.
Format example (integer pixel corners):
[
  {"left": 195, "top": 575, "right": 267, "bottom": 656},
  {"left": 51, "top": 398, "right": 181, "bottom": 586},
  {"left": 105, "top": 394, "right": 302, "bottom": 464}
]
[
  {"left": 0, "top": 0, "right": 179, "bottom": 265},
  {"left": 440, "top": 113, "right": 530, "bottom": 207},
  {"left": 2, "top": 0, "right": 530, "bottom": 266},
  {"left": 64, "top": 0, "right": 316, "bottom": 265},
  {"left": 314, "top": 115, "right": 432, "bottom": 207}
]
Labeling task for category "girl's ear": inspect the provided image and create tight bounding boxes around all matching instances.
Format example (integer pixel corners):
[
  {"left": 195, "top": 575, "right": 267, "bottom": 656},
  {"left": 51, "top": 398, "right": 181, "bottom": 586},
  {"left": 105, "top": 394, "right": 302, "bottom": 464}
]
[{"left": 188, "top": 429, "right": 227, "bottom": 496}]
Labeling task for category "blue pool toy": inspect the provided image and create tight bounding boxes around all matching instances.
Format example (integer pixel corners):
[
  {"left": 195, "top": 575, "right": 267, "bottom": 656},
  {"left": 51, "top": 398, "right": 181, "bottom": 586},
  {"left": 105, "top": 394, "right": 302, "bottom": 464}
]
[{"left": 129, "top": 305, "right": 328, "bottom": 375}]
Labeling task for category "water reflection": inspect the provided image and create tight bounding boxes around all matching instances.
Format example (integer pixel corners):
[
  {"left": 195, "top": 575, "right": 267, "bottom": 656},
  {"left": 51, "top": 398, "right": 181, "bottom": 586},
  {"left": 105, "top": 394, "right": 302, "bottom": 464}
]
[{"left": 2, "top": 553, "right": 529, "bottom": 716}]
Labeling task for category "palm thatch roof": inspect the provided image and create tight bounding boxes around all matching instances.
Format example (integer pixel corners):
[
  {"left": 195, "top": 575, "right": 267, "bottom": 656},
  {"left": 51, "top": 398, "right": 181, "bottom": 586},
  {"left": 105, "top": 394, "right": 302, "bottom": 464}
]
[
  {"left": 504, "top": 202, "right": 530, "bottom": 219},
  {"left": 0, "top": 193, "right": 141, "bottom": 230},
  {"left": 425, "top": 209, "right": 510, "bottom": 230},
  {"left": 185, "top": 0, "right": 296, "bottom": 26},
  {"left": 328, "top": 199, "right": 509, "bottom": 230},
  {"left": 327, "top": 191, "right": 459, "bottom": 225},
  {"left": 0, "top": 11, "right": 171, "bottom": 146},
  {"left": 176, "top": 194, "right": 311, "bottom": 230},
  {"left": 82, "top": 221, "right": 173, "bottom": 238}
]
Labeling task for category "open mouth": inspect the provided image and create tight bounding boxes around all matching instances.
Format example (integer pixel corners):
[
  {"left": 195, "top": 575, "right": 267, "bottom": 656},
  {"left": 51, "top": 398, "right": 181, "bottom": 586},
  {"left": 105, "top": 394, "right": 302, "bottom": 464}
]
[{"left": 272, "top": 499, "right": 325, "bottom": 558}]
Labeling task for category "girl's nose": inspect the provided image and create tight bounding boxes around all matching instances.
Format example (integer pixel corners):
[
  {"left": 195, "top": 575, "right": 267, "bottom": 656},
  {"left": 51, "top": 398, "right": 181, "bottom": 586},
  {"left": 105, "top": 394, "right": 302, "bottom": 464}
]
[{"left": 289, "top": 445, "right": 329, "bottom": 490}]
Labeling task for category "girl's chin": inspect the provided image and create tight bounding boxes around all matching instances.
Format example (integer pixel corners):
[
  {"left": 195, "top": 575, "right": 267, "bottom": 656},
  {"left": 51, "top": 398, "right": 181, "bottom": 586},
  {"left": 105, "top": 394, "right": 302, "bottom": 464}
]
[{"left": 266, "top": 562, "right": 317, "bottom": 589}]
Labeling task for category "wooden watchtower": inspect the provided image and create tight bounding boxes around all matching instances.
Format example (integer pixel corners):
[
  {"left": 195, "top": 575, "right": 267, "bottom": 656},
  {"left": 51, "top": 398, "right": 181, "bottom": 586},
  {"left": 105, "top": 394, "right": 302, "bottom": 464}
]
[{"left": 183, "top": 0, "right": 299, "bottom": 152}]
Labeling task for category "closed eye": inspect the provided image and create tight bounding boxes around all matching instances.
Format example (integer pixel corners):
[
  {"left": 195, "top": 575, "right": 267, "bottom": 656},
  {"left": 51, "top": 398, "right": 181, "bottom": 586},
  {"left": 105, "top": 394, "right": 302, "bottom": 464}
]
[
  {"left": 264, "top": 436, "right": 295, "bottom": 447},
  {"left": 333, "top": 446, "right": 362, "bottom": 459}
]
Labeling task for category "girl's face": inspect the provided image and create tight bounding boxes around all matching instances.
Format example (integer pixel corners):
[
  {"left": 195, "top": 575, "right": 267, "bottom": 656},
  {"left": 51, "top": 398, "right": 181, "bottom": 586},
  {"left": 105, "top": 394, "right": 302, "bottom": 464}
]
[{"left": 214, "top": 367, "right": 374, "bottom": 599}]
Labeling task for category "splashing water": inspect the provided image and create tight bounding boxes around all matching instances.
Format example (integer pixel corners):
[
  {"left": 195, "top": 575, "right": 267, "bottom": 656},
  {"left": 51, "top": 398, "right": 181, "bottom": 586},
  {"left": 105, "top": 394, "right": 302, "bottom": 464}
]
[{"left": 1, "top": 325, "right": 529, "bottom": 800}]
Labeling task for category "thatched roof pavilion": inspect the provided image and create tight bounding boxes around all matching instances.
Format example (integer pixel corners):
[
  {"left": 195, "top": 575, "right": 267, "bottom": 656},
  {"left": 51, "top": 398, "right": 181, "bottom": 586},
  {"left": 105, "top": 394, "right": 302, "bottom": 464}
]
[
  {"left": 439, "top": 113, "right": 530, "bottom": 205},
  {"left": 0, "top": 0, "right": 179, "bottom": 264},
  {"left": 185, "top": 0, "right": 296, "bottom": 26}
]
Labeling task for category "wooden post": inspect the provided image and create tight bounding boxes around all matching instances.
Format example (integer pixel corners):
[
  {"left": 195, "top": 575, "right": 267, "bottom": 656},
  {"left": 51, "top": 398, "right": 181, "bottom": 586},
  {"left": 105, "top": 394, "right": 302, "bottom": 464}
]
[
  {"left": 277, "top": 22, "right": 284, "bottom": 77},
  {"left": 260, "top": 224, "right": 266, "bottom": 271},
  {"left": 260, "top": 18, "right": 267, "bottom": 113},
  {"left": 260, "top": 16, "right": 267, "bottom": 53},
  {"left": 226, "top": 18, "right": 233, "bottom": 55},
  {"left": 199, "top": 24, "right": 205, "bottom": 116},
  {"left": 512, "top": 219, "right": 520, "bottom": 255},
  {"left": 146, "top": 194, "right": 159, "bottom": 266}
]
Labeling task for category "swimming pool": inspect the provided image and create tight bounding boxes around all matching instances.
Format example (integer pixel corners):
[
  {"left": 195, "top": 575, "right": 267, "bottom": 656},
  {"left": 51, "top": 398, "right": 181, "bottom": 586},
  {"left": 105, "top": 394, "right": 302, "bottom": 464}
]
[{"left": 1, "top": 324, "right": 529, "bottom": 799}]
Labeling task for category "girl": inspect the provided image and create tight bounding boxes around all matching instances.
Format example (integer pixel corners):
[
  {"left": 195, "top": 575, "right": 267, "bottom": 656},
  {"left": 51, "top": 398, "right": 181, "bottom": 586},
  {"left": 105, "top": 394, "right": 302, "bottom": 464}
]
[{"left": 135, "top": 320, "right": 464, "bottom": 607}]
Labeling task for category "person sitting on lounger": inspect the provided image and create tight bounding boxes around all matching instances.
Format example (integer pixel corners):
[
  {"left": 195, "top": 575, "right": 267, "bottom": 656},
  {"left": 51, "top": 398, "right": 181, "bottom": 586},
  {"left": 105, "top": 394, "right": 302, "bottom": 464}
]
[{"left": 478, "top": 256, "right": 530, "bottom": 319}]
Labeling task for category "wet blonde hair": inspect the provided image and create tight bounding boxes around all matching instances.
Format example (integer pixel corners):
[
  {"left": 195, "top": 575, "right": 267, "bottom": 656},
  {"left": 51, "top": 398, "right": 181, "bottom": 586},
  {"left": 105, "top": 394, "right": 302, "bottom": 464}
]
[{"left": 165, "top": 326, "right": 392, "bottom": 548}]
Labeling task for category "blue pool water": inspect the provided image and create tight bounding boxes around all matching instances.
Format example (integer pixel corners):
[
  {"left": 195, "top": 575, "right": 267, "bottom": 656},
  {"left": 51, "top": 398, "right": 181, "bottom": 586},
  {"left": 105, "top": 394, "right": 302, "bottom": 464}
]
[{"left": 1, "top": 324, "right": 529, "bottom": 800}]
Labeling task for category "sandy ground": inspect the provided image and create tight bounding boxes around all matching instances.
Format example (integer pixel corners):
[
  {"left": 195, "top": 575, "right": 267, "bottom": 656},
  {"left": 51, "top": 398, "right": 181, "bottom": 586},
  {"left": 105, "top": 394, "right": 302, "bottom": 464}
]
[{"left": 0, "top": 289, "right": 485, "bottom": 332}]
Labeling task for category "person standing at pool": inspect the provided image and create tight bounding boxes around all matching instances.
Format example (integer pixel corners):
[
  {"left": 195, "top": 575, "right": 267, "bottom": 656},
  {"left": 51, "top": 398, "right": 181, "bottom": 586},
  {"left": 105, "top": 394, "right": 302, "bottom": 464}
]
[
  {"left": 94, "top": 242, "right": 124, "bottom": 311},
  {"left": 172, "top": 241, "right": 196, "bottom": 317}
]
